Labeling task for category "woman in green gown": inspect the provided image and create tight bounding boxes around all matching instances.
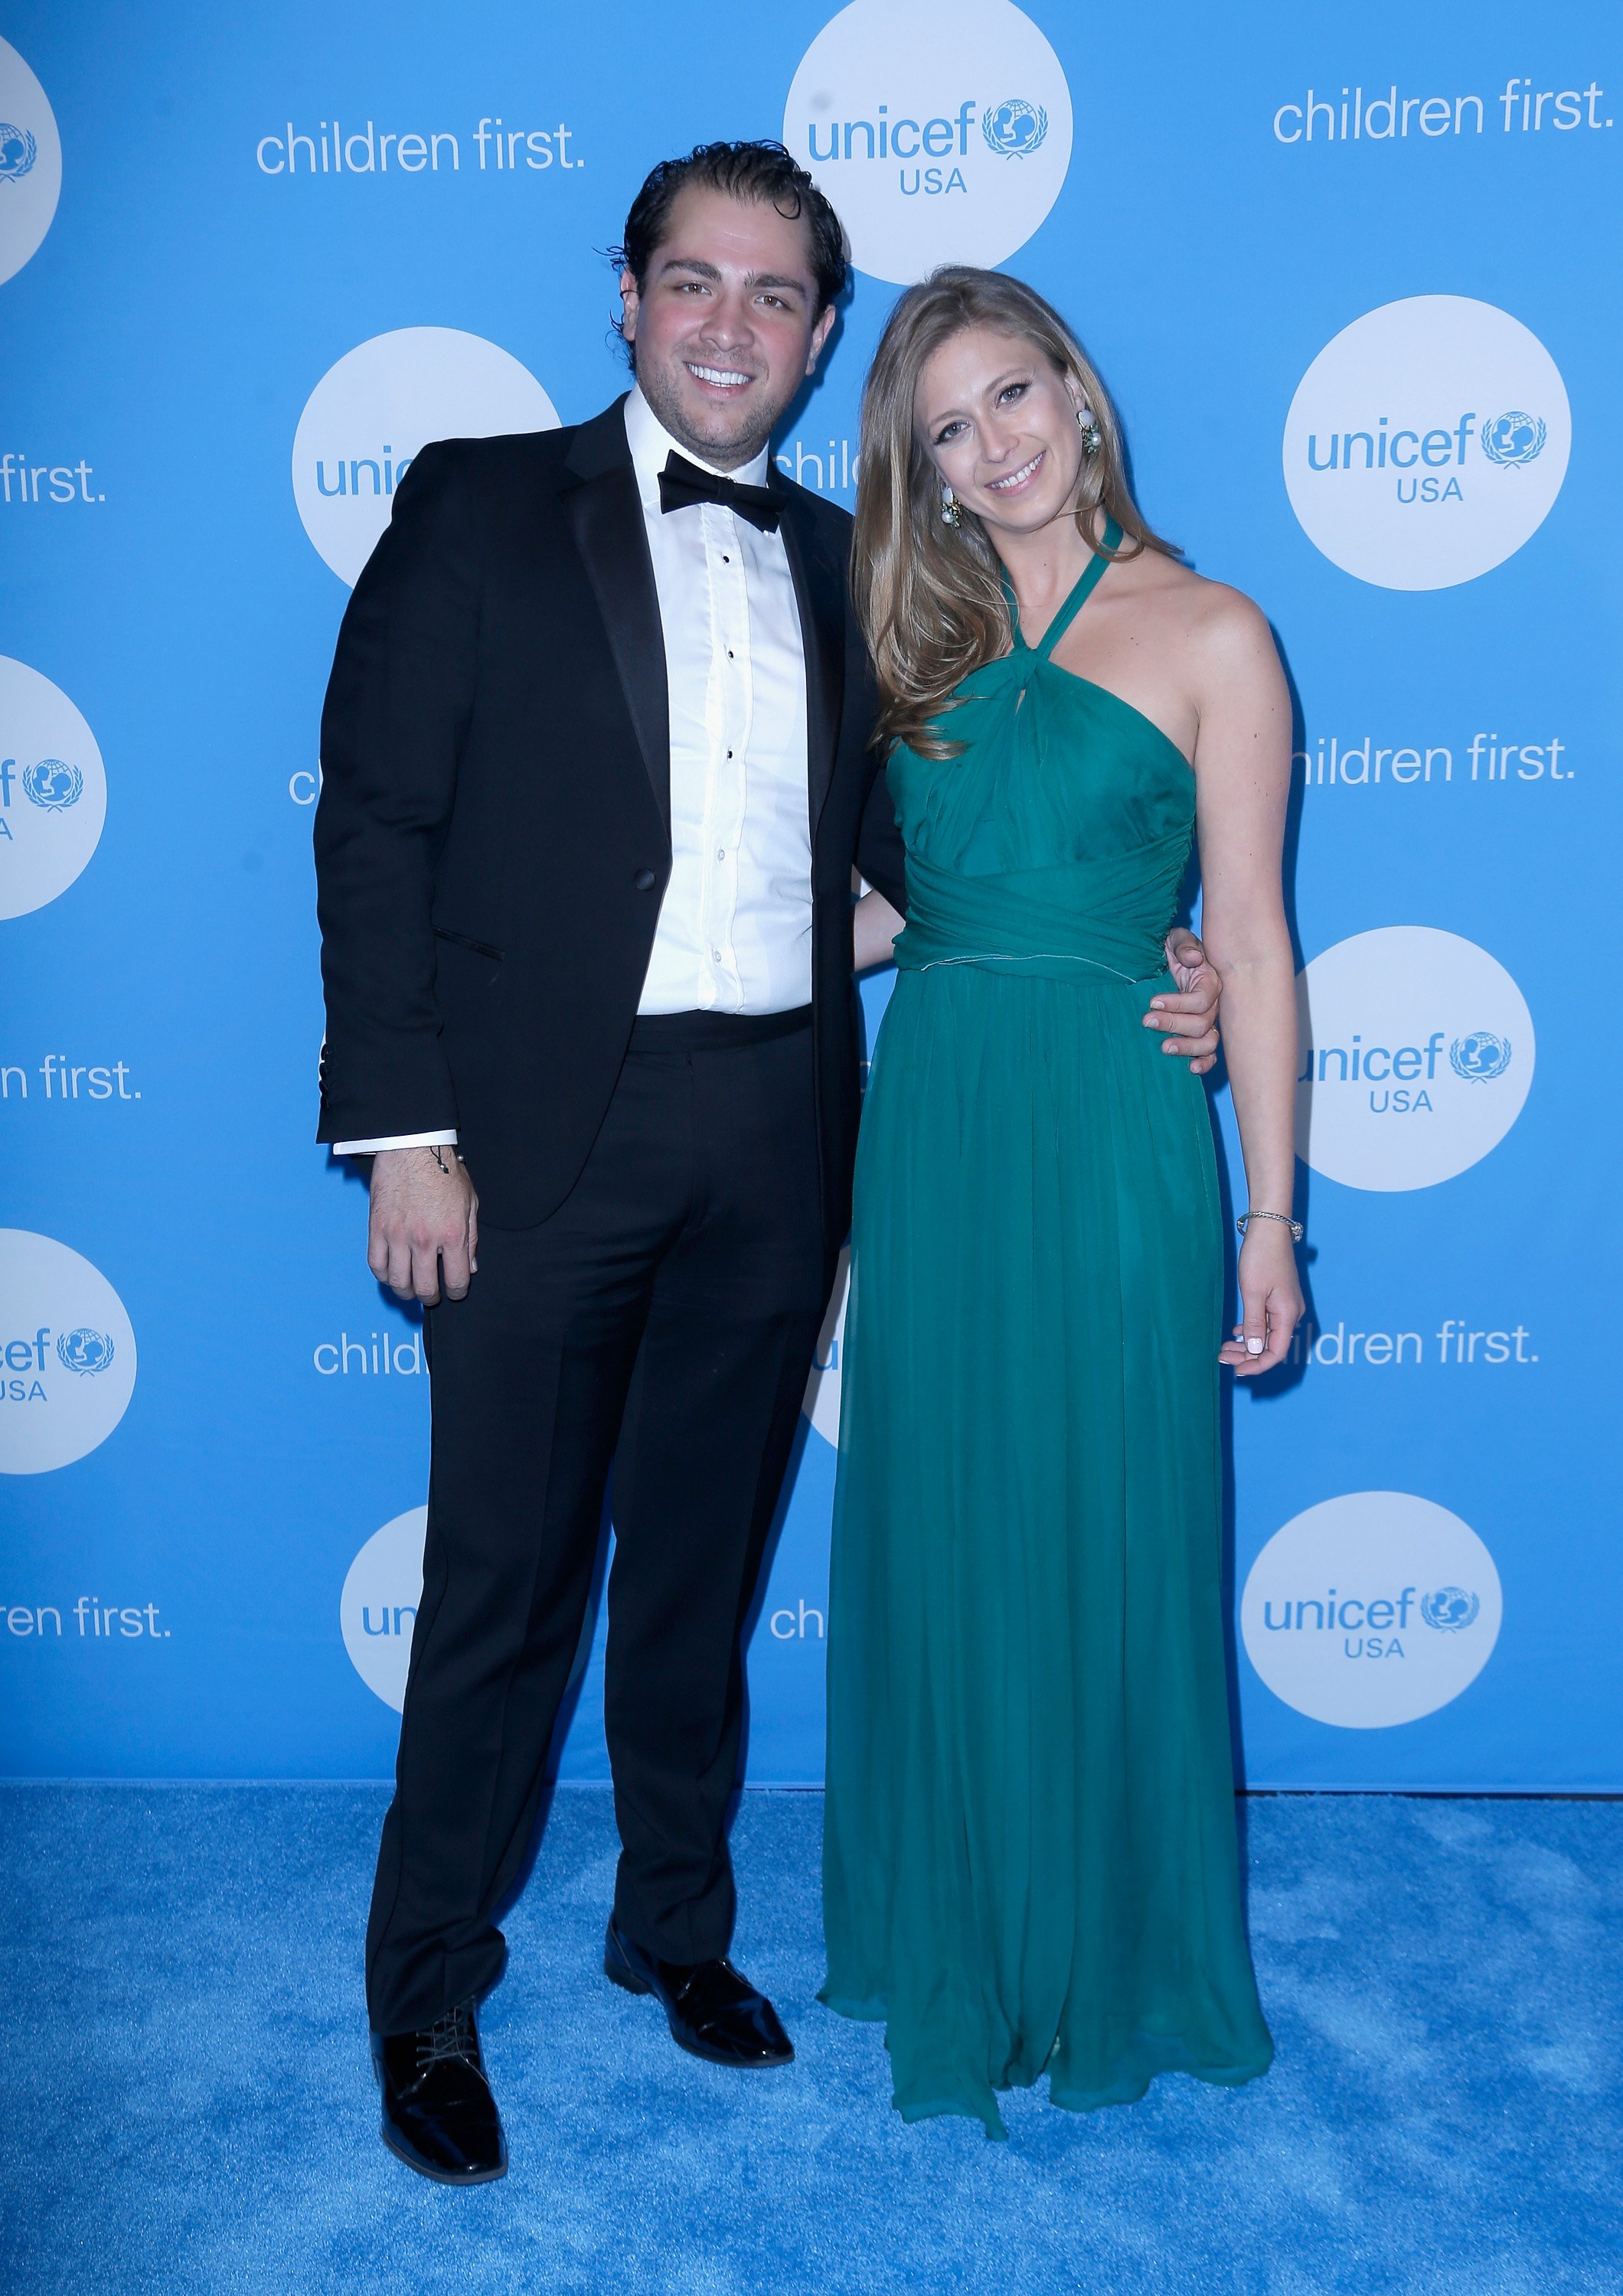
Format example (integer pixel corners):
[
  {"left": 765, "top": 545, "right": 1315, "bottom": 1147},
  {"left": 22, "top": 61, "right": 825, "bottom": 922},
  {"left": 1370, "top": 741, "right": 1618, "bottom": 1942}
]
[{"left": 821, "top": 269, "right": 1303, "bottom": 2138}]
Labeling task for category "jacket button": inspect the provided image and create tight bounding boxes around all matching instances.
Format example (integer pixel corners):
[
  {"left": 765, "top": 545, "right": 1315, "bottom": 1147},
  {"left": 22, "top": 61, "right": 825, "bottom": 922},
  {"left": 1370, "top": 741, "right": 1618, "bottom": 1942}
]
[{"left": 633, "top": 868, "right": 658, "bottom": 892}]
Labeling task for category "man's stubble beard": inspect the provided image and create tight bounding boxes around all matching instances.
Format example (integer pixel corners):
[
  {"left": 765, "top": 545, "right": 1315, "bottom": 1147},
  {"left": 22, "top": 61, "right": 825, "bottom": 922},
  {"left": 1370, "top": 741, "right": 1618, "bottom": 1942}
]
[{"left": 634, "top": 349, "right": 789, "bottom": 474}]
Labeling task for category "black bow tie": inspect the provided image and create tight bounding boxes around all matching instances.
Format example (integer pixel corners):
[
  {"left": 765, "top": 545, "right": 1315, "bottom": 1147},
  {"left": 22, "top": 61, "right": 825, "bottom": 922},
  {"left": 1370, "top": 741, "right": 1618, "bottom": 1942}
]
[{"left": 658, "top": 452, "right": 781, "bottom": 533}]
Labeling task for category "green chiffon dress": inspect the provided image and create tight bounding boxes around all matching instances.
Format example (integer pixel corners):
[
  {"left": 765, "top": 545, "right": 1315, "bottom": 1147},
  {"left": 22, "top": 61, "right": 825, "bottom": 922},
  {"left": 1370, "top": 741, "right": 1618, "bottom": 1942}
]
[{"left": 821, "top": 528, "right": 1272, "bottom": 2137}]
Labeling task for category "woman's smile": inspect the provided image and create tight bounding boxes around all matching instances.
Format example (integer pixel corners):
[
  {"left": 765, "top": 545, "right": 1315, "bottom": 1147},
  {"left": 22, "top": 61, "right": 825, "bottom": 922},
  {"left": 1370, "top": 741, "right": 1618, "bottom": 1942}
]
[{"left": 983, "top": 448, "right": 1047, "bottom": 496}]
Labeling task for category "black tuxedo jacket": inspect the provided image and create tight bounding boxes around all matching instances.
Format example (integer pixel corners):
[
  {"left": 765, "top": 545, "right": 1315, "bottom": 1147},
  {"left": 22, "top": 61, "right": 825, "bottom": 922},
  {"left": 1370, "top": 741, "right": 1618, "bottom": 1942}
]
[{"left": 315, "top": 396, "right": 905, "bottom": 1245}]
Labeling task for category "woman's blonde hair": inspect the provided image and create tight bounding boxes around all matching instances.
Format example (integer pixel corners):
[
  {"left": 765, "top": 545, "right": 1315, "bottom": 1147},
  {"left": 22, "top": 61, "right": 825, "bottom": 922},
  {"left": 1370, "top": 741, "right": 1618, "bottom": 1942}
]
[{"left": 851, "top": 266, "right": 1176, "bottom": 760}]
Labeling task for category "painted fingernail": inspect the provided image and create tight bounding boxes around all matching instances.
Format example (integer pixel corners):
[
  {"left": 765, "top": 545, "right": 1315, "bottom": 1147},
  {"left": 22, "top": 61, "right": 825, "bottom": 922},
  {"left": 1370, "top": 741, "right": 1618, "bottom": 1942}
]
[{"left": 1246, "top": 1337, "right": 1264, "bottom": 1355}]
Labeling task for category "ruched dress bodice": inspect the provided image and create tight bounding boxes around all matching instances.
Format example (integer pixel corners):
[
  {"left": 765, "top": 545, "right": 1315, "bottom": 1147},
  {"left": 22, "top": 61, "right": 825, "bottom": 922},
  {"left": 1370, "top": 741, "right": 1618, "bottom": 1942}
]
[
  {"left": 890, "top": 547, "right": 1194, "bottom": 987},
  {"left": 821, "top": 531, "right": 1272, "bottom": 2137}
]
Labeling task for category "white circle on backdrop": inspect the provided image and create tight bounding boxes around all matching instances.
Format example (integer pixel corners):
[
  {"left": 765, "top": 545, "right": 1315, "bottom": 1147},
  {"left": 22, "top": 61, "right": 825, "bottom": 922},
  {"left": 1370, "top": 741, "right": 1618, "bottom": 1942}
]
[
  {"left": 340, "top": 1505, "right": 426, "bottom": 1711},
  {"left": 0, "top": 40, "right": 62, "bottom": 287},
  {"left": 0, "top": 656, "right": 106, "bottom": 920},
  {"left": 0, "top": 1230, "right": 136, "bottom": 1474},
  {"left": 802, "top": 1247, "right": 850, "bottom": 1446},
  {"left": 1283, "top": 295, "right": 1569, "bottom": 589},
  {"left": 1295, "top": 926, "right": 1533, "bottom": 1192},
  {"left": 292, "top": 328, "right": 560, "bottom": 586},
  {"left": 1242, "top": 1492, "right": 1502, "bottom": 1729},
  {"left": 784, "top": 0, "right": 1073, "bottom": 284}
]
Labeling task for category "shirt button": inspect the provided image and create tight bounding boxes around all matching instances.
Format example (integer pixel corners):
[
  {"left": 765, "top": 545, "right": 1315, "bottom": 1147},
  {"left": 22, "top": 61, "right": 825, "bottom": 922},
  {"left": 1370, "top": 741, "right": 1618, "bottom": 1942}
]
[
  {"left": 633, "top": 868, "right": 657, "bottom": 892},
  {"left": 717, "top": 848, "right": 726, "bottom": 860},
  {"left": 712, "top": 949, "right": 722, "bottom": 962},
  {"left": 727, "top": 650, "right": 735, "bottom": 660}
]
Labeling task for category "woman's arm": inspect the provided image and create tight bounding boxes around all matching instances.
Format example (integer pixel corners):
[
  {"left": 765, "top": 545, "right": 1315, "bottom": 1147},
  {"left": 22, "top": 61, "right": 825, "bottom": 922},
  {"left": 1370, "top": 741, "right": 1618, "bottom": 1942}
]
[
  {"left": 854, "top": 888, "right": 905, "bottom": 972},
  {"left": 1187, "top": 589, "right": 1304, "bottom": 1377}
]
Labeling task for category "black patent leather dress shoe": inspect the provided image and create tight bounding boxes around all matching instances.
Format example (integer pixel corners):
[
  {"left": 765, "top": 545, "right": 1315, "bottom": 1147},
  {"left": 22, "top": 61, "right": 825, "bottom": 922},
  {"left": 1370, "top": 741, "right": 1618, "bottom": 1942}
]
[
  {"left": 371, "top": 2001, "right": 508, "bottom": 2184},
  {"left": 604, "top": 1916, "right": 794, "bottom": 2068}
]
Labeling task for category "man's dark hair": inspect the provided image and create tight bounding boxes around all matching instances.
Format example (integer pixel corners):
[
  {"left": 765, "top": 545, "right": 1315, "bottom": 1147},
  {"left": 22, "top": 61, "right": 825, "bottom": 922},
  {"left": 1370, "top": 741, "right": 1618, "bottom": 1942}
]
[{"left": 610, "top": 140, "right": 847, "bottom": 357}]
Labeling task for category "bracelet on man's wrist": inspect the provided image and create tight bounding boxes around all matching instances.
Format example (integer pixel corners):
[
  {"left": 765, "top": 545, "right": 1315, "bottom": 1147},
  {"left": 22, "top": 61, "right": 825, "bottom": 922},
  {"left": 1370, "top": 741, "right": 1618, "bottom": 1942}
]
[{"left": 1236, "top": 1210, "right": 1304, "bottom": 1244}]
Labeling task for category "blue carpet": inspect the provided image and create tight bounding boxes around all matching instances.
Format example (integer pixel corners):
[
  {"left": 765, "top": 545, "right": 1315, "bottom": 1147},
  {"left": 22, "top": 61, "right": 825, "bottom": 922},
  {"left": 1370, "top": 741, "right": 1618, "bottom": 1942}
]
[{"left": 1, "top": 1788, "right": 1619, "bottom": 2294}]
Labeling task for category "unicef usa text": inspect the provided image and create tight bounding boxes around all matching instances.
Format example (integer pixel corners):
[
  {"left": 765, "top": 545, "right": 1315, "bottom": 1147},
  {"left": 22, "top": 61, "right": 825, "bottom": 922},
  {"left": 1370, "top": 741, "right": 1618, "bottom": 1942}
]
[
  {"left": 1274, "top": 80, "right": 1609, "bottom": 143},
  {"left": 1296, "top": 735, "right": 1569, "bottom": 788},
  {"left": 254, "top": 118, "right": 580, "bottom": 177},
  {"left": 1284, "top": 1322, "right": 1536, "bottom": 1368}
]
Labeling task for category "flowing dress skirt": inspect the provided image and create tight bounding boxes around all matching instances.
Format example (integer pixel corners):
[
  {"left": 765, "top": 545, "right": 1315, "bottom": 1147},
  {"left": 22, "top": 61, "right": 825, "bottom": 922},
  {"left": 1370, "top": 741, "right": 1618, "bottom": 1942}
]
[{"left": 821, "top": 963, "right": 1273, "bottom": 2137}]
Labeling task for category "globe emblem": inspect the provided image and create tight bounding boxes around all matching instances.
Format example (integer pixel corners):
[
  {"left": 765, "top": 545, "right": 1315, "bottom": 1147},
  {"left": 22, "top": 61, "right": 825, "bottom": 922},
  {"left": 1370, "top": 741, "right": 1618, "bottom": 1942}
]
[
  {"left": 1448, "top": 1030, "right": 1511, "bottom": 1082},
  {"left": 1481, "top": 411, "right": 1546, "bottom": 468},
  {"left": 982, "top": 99, "right": 1049, "bottom": 158},
  {"left": 1420, "top": 1586, "right": 1480, "bottom": 1632},
  {"left": 21, "top": 758, "right": 83, "bottom": 811},
  {"left": 0, "top": 123, "right": 38, "bottom": 184},
  {"left": 56, "top": 1327, "right": 116, "bottom": 1377}
]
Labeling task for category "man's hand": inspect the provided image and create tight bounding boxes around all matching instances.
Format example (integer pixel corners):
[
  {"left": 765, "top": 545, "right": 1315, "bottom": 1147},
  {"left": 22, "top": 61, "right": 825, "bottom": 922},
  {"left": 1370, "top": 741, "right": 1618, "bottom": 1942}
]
[
  {"left": 367, "top": 1146, "right": 478, "bottom": 1305},
  {"left": 1144, "top": 928, "right": 1223, "bottom": 1075}
]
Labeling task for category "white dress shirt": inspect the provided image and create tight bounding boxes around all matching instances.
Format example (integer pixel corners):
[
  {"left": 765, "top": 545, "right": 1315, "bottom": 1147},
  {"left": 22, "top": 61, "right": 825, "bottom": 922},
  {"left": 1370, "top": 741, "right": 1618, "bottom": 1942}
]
[
  {"left": 332, "top": 387, "right": 815, "bottom": 1155},
  {"left": 625, "top": 384, "right": 812, "bottom": 1016}
]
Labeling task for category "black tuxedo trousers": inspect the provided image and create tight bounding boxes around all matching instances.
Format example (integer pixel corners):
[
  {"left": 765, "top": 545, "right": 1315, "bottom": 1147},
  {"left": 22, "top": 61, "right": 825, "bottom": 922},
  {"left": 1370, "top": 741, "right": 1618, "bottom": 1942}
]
[{"left": 365, "top": 1013, "right": 832, "bottom": 2035}]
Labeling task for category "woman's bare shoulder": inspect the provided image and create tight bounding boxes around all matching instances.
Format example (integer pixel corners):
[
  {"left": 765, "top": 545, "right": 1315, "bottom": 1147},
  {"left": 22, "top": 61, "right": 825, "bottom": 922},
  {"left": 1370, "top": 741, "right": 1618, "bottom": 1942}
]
[{"left": 1132, "top": 553, "right": 1272, "bottom": 648}]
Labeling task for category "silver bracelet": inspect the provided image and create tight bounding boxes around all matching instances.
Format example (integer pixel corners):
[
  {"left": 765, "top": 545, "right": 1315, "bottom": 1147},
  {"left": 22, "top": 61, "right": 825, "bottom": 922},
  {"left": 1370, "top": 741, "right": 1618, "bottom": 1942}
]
[{"left": 1236, "top": 1210, "right": 1304, "bottom": 1243}]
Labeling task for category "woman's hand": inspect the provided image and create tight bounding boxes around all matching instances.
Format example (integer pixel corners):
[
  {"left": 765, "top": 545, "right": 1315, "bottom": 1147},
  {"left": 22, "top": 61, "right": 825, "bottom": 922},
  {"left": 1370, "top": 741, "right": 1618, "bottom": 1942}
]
[{"left": 1220, "top": 1224, "right": 1303, "bottom": 1376}]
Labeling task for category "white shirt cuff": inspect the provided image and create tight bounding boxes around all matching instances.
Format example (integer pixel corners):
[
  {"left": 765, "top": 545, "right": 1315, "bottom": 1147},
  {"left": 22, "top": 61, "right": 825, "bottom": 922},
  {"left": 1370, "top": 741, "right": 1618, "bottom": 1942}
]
[{"left": 331, "top": 1130, "right": 459, "bottom": 1155}]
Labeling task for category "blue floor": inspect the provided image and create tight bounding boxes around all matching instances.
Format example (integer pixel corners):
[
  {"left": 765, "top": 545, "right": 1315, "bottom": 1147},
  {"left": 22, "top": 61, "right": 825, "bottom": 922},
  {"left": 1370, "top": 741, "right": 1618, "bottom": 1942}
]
[{"left": 2, "top": 1788, "right": 1619, "bottom": 2294}]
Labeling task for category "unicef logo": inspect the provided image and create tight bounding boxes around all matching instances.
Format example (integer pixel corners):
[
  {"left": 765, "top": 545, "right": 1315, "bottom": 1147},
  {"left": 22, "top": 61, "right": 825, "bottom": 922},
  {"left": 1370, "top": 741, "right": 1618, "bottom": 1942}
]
[
  {"left": 1481, "top": 412, "right": 1546, "bottom": 468},
  {"left": 0, "top": 657, "right": 107, "bottom": 920},
  {"left": 21, "top": 757, "right": 81, "bottom": 810},
  {"left": 1241, "top": 1494, "right": 1502, "bottom": 1730},
  {"left": 0, "top": 1231, "right": 138, "bottom": 1476},
  {"left": 292, "top": 328, "right": 558, "bottom": 587},
  {"left": 0, "top": 42, "right": 60, "bottom": 285},
  {"left": 982, "top": 99, "right": 1048, "bottom": 157},
  {"left": 0, "top": 122, "right": 35, "bottom": 181},
  {"left": 341, "top": 1506, "right": 428, "bottom": 1712},
  {"left": 1420, "top": 1587, "right": 1481, "bottom": 1633},
  {"left": 55, "top": 1326, "right": 115, "bottom": 1375},
  {"left": 1448, "top": 1030, "right": 1512, "bottom": 1082},
  {"left": 1282, "top": 297, "right": 1570, "bottom": 589},
  {"left": 784, "top": 0, "right": 1073, "bottom": 285},
  {"left": 1295, "top": 928, "right": 1534, "bottom": 1192},
  {"left": 803, "top": 1247, "right": 850, "bottom": 1446}
]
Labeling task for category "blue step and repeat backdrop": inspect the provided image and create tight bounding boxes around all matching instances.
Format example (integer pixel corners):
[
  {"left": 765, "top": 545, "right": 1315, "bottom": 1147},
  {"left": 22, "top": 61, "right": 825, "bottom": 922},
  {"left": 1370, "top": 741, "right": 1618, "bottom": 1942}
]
[{"left": 4, "top": 1, "right": 1618, "bottom": 1789}]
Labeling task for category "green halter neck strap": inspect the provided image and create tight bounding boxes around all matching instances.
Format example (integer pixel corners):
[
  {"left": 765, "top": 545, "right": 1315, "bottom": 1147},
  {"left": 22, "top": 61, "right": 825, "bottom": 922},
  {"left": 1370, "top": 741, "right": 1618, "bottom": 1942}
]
[{"left": 1005, "top": 517, "right": 1124, "bottom": 660}]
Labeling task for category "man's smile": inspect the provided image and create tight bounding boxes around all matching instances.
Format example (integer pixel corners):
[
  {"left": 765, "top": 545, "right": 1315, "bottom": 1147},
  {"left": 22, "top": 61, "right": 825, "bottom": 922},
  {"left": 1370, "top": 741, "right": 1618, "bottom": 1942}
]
[{"left": 685, "top": 360, "right": 756, "bottom": 392}]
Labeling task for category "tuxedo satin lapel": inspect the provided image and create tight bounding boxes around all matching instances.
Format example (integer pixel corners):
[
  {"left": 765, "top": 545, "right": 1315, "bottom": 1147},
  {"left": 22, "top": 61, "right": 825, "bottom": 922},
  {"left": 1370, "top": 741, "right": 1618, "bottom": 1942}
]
[
  {"left": 562, "top": 409, "right": 671, "bottom": 842},
  {"left": 776, "top": 493, "right": 846, "bottom": 839}
]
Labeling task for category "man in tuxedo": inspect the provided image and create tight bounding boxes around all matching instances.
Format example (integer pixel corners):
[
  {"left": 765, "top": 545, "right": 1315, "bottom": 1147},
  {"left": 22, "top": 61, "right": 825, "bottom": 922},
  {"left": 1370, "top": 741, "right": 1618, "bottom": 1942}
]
[{"left": 315, "top": 140, "right": 1220, "bottom": 2183}]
